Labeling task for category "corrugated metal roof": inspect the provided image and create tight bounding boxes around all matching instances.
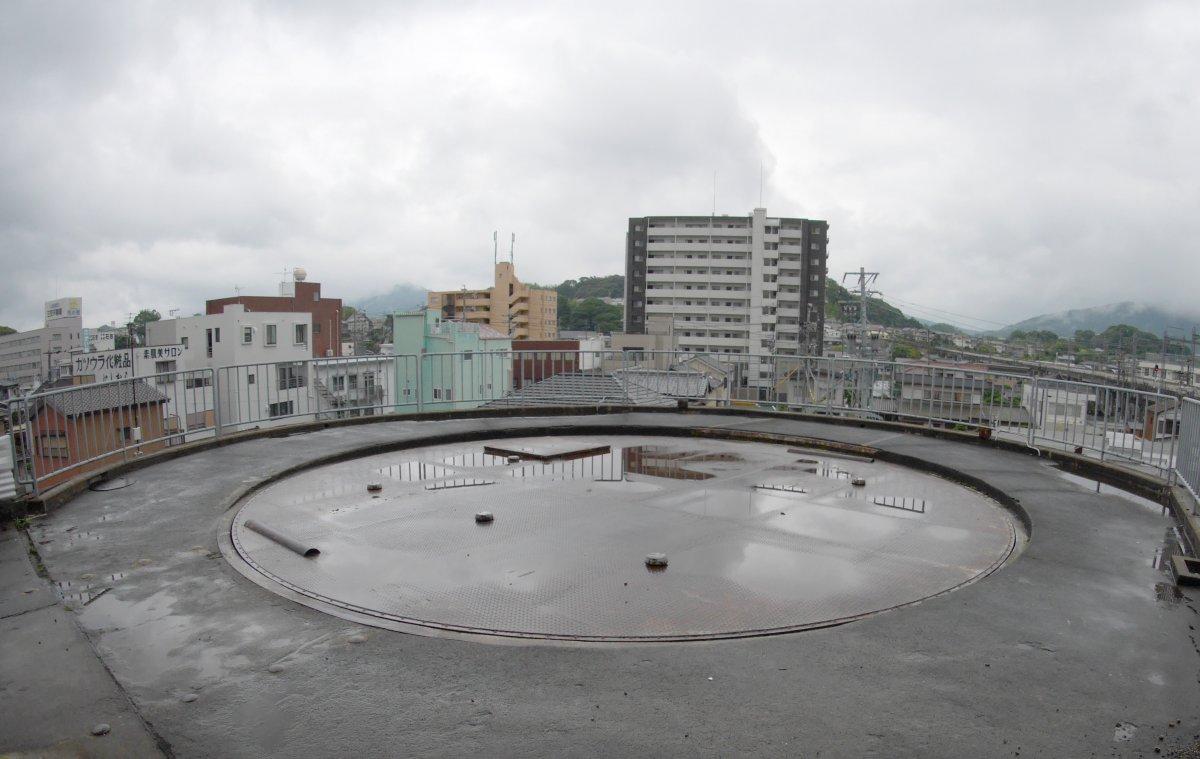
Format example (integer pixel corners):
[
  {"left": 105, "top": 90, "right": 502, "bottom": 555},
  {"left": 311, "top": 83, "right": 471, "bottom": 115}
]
[
  {"left": 612, "top": 369, "right": 714, "bottom": 399},
  {"left": 34, "top": 380, "right": 168, "bottom": 418}
]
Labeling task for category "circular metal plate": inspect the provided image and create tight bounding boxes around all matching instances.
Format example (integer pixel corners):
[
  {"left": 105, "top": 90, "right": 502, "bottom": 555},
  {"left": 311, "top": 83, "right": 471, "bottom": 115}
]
[
  {"left": 89, "top": 477, "right": 133, "bottom": 491},
  {"left": 228, "top": 435, "right": 1020, "bottom": 642}
]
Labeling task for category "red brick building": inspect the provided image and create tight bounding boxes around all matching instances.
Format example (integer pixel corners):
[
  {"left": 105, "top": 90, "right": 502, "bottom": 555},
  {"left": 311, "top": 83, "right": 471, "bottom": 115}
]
[
  {"left": 511, "top": 339, "right": 581, "bottom": 388},
  {"left": 207, "top": 274, "right": 342, "bottom": 358}
]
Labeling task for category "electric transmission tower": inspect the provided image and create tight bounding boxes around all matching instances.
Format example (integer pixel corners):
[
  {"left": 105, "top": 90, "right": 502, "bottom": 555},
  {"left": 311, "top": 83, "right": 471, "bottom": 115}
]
[{"left": 842, "top": 267, "right": 880, "bottom": 358}]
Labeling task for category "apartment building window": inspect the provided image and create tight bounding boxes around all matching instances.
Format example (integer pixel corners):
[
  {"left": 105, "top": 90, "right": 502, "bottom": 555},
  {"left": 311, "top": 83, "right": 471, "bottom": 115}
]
[
  {"left": 264, "top": 323, "right": 279, "bottom": 346},
  {"left": 294, "top": 324, "right": 307, "bottom": 345},
  {"left": 155, "top": 360, "right": 176, "bottom": 374},
  {"left": 332, "top": 375, "right": 346, "bottom": 392},
  {"left": 348, "top": 373, "right": 358, "bottom": 390},
  {"left": 242, "top": 326, "right": 253, "bottom": 344},
  {"left": 314, "top": 323, "right": 321, "bottom": 334},
  {"left": 205, "top": 328, "right": 214, "bottom": 358},
  {"left": 810, "top": 289, "right": 819, "bottom": 297},
  {"left": 269, "top": 401, "right": 295, "bottom": 418},
  {"left": 181, "top": 336, "right": 189, "bottom": 349},
  {"left": 811, "top": 243, "right": 820, "bottom": 250},
  {"left": 433, "top": 388, "right": 442, "bottom": 400},
  {"left": 277, "top": 363, "right": 305, "bottom": 390},
  {"left": 185, "top": 376, "right": 212, "bottom": 389}
]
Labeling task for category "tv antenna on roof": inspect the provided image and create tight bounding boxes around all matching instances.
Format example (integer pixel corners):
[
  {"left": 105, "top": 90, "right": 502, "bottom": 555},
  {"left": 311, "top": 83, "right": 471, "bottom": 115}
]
[
  {"left": 510, "top": 233, "right": 515, "bottom": 264},
  {"left": 493, "top": 231, "right": 498, "bottom": 265}
]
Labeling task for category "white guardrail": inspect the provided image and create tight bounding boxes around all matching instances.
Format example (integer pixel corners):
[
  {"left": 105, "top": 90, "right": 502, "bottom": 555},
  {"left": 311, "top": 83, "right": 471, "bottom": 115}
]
[{"left": 3, "top": 350, "right": 1194, "bottom": 500}]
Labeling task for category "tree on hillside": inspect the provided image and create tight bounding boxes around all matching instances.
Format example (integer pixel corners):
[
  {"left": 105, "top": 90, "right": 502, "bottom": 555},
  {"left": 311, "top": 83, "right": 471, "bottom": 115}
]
[
  {"left": 559, "top": 297, "right": 622, "bottom": 333},
  {"left": 551, "top": 275, "right": 624, "bottom": 301},
  {"left": 0, "top": 326, "right": 15, "bottom": 337},
  {"left": 341, "top": 305, "right": 358, "bottom": 319}
]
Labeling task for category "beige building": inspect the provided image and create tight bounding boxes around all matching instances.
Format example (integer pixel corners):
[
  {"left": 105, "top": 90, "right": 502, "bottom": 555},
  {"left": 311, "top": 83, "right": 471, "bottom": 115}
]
[{"left": 427, "top": 262, "right": 557, "bottom": 340}]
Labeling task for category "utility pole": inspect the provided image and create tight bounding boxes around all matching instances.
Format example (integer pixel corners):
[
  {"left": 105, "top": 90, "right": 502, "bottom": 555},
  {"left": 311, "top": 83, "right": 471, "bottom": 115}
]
[
  {"left": 842, "top": 267, "right": 879, "bottom": 358},
  {"left": 1189, "top": 325, "right": 1198, "bottom": 387},
  {"left": 1158, "top": 329, "right": 1169, "bottom": 393}
]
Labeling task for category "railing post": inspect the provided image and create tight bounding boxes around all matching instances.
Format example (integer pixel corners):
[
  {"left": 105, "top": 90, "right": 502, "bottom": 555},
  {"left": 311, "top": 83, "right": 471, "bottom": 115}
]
[
  {"left": 416, "top": 354, "right": 425, "bottom": 414},
  {"left": 212, "top": 367, "right": 224, "bottom": 438},
  {"left": 1027, "top": 375, "right": 1038, "bottom": 448}
]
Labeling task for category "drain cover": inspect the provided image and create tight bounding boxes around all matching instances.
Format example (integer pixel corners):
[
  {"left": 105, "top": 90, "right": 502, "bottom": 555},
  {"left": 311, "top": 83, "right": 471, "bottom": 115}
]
[
  {"left": 90, "top": 477, "right": 133, "bottom": 491},
  {"left": 229, "top": 435, "right": 1020, "bottom": 642}
]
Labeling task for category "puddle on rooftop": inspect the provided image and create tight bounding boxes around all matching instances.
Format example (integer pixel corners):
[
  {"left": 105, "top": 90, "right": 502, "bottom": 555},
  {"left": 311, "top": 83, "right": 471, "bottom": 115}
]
[
  {"left": 56, "top": 572, "right": 127, "bottom": 605},
  {"left": 369, "top": 445, "right": 748, "bottom": 486},
  {"left": 1051, "top": 467, "right": 1166, "bottom": 513}
]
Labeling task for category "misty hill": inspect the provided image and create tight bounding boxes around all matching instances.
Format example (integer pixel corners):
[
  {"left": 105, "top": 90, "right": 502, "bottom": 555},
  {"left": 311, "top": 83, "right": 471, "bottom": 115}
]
[
  {"left": 351, "top": 283, "right": 427, "bottom": 315},
  {"left": 994, "top": 301, "right": 1200, "bottom": 338}
]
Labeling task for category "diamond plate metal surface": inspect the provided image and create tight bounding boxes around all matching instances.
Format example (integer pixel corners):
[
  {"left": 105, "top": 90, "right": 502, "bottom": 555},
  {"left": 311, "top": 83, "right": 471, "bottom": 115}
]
[{"left": 231, "top": 435, "right": 1019, "bottom": 641}]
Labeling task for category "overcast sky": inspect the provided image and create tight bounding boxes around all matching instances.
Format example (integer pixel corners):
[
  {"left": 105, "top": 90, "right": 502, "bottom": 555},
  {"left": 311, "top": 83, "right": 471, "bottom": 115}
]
[{"left": 2, "top": 1, "right": 1198, "bottom": 331}]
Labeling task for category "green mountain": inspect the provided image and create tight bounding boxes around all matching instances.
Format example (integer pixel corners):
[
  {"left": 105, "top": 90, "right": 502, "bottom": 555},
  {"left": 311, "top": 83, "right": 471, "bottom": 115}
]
[
  {"left": 824, "top": 278, "right": 923, "bottom": 328},
  {"left": 531, "top": 275, "right": 623, "bottom": 332},
  {"left": 545, "top": 275, "right": 624, "bottom": 301}
]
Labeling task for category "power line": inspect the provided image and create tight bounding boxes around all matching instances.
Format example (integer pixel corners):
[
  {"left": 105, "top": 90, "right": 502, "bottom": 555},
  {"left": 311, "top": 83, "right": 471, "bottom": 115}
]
[
  {"left": 876, "top": 294, "right": 1008, "bottom": 328},
  {"left": 877, "top": 299, "right": 988, "bottom": 331}
]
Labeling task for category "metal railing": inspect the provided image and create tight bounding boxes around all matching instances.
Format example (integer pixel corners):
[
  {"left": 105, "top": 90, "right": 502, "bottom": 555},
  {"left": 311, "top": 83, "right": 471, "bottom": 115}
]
[
  {"left": 1177, "top": 398, "right": 1200, "bottom": 505},
  {"left": 4, "top": 349, "right": 1199, "bottom": 501},
  {"left": 213, "top": 354, "right": 420, "bottom": 429},
  {"left": 7, "top": 368, "right": 216, "bottom": 493}
]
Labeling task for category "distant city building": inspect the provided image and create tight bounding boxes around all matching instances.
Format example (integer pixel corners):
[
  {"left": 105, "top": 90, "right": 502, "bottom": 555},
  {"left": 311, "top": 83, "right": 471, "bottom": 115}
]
[
  {"left": 392, "top": 309, "right": 513, "bottom": 410},
  {"left": 149, "top": 304, "right": 313, "bottom": 429},
  {"left": 342, "top": 311, "right": 374, "bottom": 344},
  {"left": 206, "top": 268, "right": 343, "bottom": 358},
  {"left": 426, "top": 262, "right": 557, "bottom": 340},
  {"left": 81, "top": 326, "right": 118, "bottom": 353},
  {"left": 0, "top": 297, "right": 84, "bottom": 390},
  {"left": 624, "top": 208, "right": 827, "bottom": 361}
]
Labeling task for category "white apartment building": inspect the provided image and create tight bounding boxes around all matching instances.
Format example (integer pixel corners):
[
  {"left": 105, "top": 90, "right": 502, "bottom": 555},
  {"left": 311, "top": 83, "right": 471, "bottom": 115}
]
[
  {"left": 624, "top": 209, "right": 828, "bottom": 379},
  {"left": 148, "top": 304, "right": 313, "bottom": 430},
  {"left": 0, "top": 298, "right": 84, "bottom": 390}
]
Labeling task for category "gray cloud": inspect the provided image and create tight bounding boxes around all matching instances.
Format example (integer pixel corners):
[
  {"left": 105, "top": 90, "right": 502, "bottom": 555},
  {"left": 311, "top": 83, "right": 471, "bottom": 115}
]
[{"left": 1, "top": 0, "right": 1197, "bottom": 330}]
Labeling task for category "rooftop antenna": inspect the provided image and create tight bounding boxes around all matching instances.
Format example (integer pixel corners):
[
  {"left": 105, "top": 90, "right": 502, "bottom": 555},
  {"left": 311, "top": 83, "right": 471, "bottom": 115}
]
[
  {"left": 712, "top": 170, "right": 717, "bottom": 217},
  {"left": 234, "top": 285, "right": 241, "bottom": 296},
  {"left": 493, "top": 231, "right": 498, "bottom": 266},
  {"left": 510, "top": 233, "right": 515, "bottom": 264}
]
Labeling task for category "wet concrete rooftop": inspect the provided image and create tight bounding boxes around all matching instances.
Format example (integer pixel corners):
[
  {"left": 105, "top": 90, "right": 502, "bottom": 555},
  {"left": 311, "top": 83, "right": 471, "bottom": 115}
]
[
  {"left": 4, "top": 410, "right": 1199, "bottom": 757},
  {"left": 230, "top": 436, "right": 1019, "bottom": 641}
]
